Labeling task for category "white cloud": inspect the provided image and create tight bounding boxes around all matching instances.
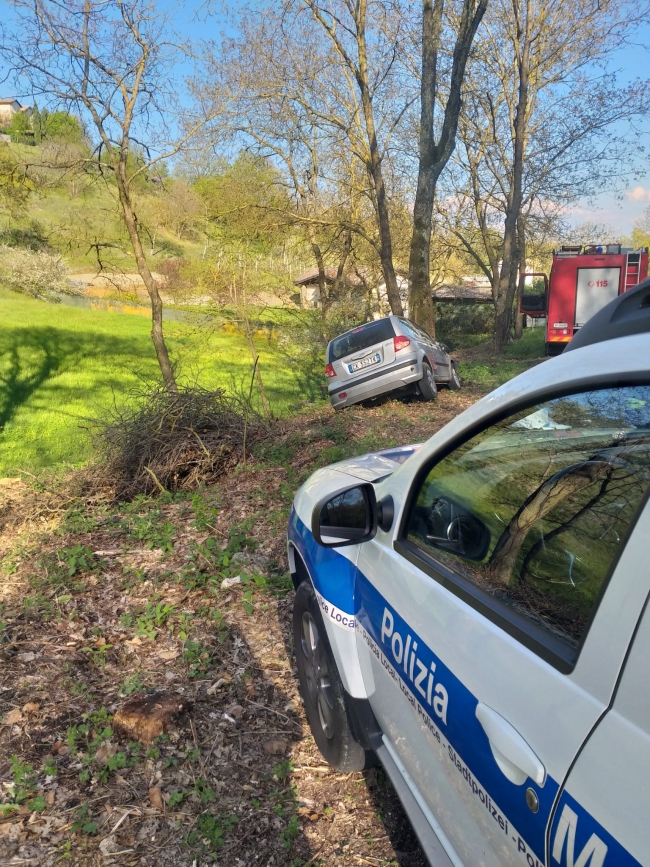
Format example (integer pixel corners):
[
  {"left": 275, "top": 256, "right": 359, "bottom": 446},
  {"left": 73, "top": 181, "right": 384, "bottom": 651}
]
[{"left": 626, "top": 186, "right": 650, "bottom": 202}]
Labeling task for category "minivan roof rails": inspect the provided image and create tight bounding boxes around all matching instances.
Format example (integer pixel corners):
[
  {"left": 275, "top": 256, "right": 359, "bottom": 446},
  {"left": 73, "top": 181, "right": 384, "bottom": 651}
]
[{"left": 565, "top": 277, "right": 650, "bottom": 352}]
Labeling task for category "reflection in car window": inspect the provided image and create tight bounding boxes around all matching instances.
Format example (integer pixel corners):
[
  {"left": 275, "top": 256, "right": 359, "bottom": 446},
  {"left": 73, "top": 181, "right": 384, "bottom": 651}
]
[
  {"left": 321, "top": 488, "right": 367, "bottom": 529},
  {"left": 328, "top": 319, "right": 395, "bottom": 361},
  {"left": 406, "top": 387, "right": 650, "bottom": 648}
]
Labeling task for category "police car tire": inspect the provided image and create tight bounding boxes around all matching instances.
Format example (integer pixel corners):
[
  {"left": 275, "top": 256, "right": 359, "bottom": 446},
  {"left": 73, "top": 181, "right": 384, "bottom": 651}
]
[
  {"left": 293, "top": 581, "right": 372, "bottom": 772},
  {"left": 448, "top": 362, "right": 461, "bottom": 390},
  {"left": 419, "top": 361, "right": 438, "bottom": 401}
]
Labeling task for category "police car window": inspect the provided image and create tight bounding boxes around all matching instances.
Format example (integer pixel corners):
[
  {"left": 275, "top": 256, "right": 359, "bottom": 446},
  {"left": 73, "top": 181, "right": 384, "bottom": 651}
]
[{"left": 406, "top": 386, "right": 650, "bottom": 649}]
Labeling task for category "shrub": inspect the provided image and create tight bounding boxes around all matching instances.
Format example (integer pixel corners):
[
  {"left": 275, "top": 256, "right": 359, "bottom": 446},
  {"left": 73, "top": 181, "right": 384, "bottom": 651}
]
[
  {"left": 435, "top": 302, "right": 494, "bottom": 340},
  {"left": 92, "top": 383, "right": 268, "bottom": 499},
  {"left": 0, "top": 245, "right": 80, "bottom": 301}
]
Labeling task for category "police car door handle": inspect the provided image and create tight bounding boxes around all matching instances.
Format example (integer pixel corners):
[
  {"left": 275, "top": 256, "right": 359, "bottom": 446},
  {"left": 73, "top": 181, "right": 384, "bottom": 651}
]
[{"left": 476, "top": 703, "right": 546, "bottom": 787}]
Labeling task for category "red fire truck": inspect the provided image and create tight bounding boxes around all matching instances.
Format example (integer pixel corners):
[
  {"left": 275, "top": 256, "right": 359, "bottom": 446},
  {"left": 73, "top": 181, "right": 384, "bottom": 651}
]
[{"left": 520, "top": 244, "right": 649, "bottom": 355}]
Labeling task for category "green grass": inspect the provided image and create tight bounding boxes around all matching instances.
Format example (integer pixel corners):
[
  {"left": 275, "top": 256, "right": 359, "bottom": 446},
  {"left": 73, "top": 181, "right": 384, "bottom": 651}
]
[
  {"left": 457, "top": 329, "right": 546, "bottom": 389},
  {"left": 0, "top": 288, "right": 303, "bottom": 475}
]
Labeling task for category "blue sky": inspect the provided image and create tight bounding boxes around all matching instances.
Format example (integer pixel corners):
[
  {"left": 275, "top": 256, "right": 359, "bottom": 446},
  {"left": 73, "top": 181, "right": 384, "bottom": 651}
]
[{"left": 565, "top": 21, "right": 650, "bottom": 235}]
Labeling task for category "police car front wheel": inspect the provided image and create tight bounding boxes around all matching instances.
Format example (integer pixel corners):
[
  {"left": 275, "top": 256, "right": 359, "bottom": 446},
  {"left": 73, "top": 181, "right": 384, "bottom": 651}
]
[{"left": 293, "top": 581, "right": 374, "bottom": 772}]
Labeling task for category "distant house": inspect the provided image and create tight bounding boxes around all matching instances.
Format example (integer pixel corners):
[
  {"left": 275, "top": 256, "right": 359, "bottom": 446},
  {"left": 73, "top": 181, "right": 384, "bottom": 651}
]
[
  {"left": 0, "top": 99, "right": 33, "bottom": 127},
  {"left": 293, "top": 267, "right": 364, "bottom": 308}
]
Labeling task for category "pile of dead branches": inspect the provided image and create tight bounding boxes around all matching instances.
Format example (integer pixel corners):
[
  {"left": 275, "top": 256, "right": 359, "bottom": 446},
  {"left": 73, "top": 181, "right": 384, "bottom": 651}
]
[{"left": 92, "top": 384, "right": 267, "bottom": 499}]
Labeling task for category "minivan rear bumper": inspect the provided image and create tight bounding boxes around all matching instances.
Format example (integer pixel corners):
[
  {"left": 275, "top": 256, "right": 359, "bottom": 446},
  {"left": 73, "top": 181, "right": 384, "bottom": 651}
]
[{"left": 328, "top": 357, "right": 422, "bottom": 408}]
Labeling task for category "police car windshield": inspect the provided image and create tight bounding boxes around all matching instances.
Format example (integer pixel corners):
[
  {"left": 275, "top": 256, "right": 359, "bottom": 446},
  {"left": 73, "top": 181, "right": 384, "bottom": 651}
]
[{"left": 329, "top": 319, "right": 395, "bottom": 361}]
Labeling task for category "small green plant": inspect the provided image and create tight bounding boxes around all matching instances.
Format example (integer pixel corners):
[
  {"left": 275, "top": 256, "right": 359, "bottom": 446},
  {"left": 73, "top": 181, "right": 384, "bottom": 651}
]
[
  {"left": 58, "top": 544, "right": 101, "bottom": 578},
  {"left": 192, "top": 494, "right": 219, "bottom": 531},
  {"left": 173, "top": 611, "right": 194, "bottom": 640},
  {"left": 122, "top": 510, "right": 175, "bottom": 551},
  {"left": 242, "top": 588, "right": 255, "bottom": 615},
  {"left": 65, "top": 707, "right": 128, "bottom": 784},
  {"left": 80, "top": 642, "right": 113, "bottom": 667},
  {"left": 135, "top": 601, "right": 175, "bottom": 638},
  {"left": 193, "top": 777, "right": 216, "bottom": 805},
  {"left": 58, "top": 506, "right": 99, "bottom": 534},
  {"left": 281, "top": 814, "right": 300, "bottom": 851},
  {"left": 183, "top": 639, "right": 212, "bottom": 678},
  {"left": 1, "top": 553, "right": 20, "bottom": 575},
  {"left": 121, "top": 565, "right": 147, "bottom": 589},
  {"left": 186, "top": 813, "right": 238, "bottom": 853},
  {"left": 43, "top": 757, "right": 57, "bottom": 777},
  {"left": 272, "top": 759, "right": 294, "bottom": 784},
  {"left": 168, "top": 790, "right": 188, "bottom": 809},
  {"left": 119, "top": 673, "right": 144, "bottom": 696},
  {"left": 71, "top": 802, "right": 98, "bottom": 835},
  {"left": 0, "top": 757, "right": 46, "bottom": 814}
]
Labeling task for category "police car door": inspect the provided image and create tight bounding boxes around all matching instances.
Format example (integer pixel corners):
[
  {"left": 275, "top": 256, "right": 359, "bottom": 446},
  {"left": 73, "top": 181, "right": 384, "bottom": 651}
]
[
  {"left": 549, "top": 523, "right": 650, "bottom": 867},
  {"left": 354, "top": 384, "right": 650, "bottom": 867}
]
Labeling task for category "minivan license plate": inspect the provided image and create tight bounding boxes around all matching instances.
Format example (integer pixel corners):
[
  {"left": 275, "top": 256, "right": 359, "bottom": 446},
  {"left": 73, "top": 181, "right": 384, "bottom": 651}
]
[{"left": 349, "top": 353, "right": 381, "bottom": 373}]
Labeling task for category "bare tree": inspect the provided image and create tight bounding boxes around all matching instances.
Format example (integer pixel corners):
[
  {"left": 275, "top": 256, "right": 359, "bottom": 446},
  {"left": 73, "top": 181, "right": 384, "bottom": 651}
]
[
  {"left": 3, "top": 0, "right": 216, "bottom": 390},
  {"left": 408, "top": 0, "right": 488, "bottom": 334},
  {"left": 450, "top": 0, "right": 649, "bottom": 349},
  {"left": 202, "top": 2, "right": 397, "bottom": 317},
  {"left": 211, "top": 0, "right": 413, "bottom": 315}
]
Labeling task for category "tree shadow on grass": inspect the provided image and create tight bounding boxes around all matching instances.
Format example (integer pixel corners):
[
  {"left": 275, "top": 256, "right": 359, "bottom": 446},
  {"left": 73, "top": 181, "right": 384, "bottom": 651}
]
[{"left": 0, "top": 325, "right": 157, "bottom": 433}]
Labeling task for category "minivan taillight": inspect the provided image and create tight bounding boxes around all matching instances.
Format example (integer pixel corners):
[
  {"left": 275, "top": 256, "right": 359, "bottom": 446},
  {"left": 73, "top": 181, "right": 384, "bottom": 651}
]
[
  {"left": 325, "top": 363, "right": 336, "bottom": 378},
  {"left": 393, "top": 335, "right": 411, "bottom": 352}
]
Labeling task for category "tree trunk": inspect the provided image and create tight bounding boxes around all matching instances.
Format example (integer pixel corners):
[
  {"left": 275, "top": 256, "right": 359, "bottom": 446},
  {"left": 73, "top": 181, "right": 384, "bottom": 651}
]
[
  {"left": 515, "top": 219, "right": 526, "bottom": 339},
  {"left": 408, "top": 0, "right": 443, "bottom": 336},
  {"left": 330, "top": 229, "right": 352, "bottom": 306},
  {"left": 408, "top": 0, "right": 488, "bottom": 334},
  {"left": 356, "top": 3, "right": 403, "bottom": 317},
  {"left": 363, "top": 115, "right": 404, "bottom": 316},
  {"left": 492, "top": 0, "right": 531, "bottom": 352},
  {"left": 115, "top": 158, "right": 177, "bottom": 392},
  {"left": 308, "top": 230, "right": 328, "bottom": 313}
]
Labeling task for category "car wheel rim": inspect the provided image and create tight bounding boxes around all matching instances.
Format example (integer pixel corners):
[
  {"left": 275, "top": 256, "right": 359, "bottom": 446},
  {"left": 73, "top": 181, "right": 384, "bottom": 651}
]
[
  {"left": 300, "top": 612, "right": 335, "bottom": 739},
  {"left": 426, "top": 367, "right": 434, "bottom": 390}
]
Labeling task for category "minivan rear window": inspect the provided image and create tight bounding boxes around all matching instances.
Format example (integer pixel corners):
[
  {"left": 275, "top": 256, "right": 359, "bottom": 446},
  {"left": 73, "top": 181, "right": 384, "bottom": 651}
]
[{"left": 328, "top": 319, "right": 395, "bottom": 361}]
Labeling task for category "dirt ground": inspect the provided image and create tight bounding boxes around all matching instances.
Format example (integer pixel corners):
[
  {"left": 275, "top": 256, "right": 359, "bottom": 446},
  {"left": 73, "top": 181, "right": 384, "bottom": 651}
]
[{"left": 0, "top": 390, "right": 480, "bottom": 867}]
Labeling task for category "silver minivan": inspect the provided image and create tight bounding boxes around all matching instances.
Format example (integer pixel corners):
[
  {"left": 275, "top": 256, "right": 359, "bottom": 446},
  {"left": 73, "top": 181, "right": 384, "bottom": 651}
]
[{"left": 325, "top": 315, "right": 460, "bottom": 409}]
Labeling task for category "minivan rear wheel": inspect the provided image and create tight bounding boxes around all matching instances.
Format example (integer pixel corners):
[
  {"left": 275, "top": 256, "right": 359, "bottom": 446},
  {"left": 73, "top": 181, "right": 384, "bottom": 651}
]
[{"left": 418, "top": 361, "right": 437, "bottom": 401}]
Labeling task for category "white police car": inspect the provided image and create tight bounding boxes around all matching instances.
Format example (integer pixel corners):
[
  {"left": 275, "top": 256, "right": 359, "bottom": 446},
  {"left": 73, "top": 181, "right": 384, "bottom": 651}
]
[{"left": 287, "top": 282, "right": 650, "bottom": 867}]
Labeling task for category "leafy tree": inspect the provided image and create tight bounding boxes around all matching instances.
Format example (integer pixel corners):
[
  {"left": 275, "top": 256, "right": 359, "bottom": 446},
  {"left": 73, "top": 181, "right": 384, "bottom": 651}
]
[
  {"left": 8, "top": 111, "right": 32, "bottom": 143},
  {"left": 0, "top": 144, "right": 32, "bottom": 221},
  {"left": 194, "top": 153, "right": 289, "bottom": 248},
  {"left": 44, "top": 111, "right": 83, "bottom": 142}
]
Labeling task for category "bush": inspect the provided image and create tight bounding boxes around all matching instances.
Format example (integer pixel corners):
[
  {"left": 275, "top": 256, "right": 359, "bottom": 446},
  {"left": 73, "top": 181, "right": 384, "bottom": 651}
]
[
  {"left": 1, "top": 221, "right": 48, "bottom": 251},
  {"left": 435, "top": 303, "right": 494, "bottom": 341},
  {"left": 0, "top": 245, "right": 80, "bottom": 301},
  {"left": 92, "top": 384, "right": 268, "bottom": 500}
]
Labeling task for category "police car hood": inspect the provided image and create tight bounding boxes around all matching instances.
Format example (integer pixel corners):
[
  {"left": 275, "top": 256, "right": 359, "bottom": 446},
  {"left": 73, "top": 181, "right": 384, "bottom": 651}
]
[{"left": 325, "top": 444, "right": 422, "bottom": 482}]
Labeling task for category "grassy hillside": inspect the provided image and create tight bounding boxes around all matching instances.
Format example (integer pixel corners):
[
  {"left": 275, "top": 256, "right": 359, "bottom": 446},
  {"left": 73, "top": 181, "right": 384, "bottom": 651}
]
[{"left": 0, "top": 289, "right": 301, "bottom": 475}]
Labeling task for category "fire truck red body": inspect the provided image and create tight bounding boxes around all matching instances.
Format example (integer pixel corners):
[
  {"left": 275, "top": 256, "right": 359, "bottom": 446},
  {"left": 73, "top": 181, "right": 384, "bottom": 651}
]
[{"left": 520, "top": 244, "right": 649, "bottom": 355}]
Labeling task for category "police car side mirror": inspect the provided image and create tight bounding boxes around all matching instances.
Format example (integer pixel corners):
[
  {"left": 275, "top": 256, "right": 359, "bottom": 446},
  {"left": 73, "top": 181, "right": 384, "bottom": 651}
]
[{"left": 312, "top": 483, "right": 378, "bottom": 547}]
